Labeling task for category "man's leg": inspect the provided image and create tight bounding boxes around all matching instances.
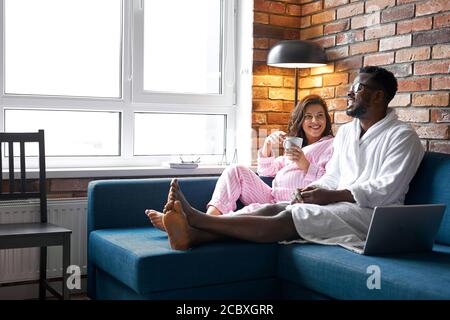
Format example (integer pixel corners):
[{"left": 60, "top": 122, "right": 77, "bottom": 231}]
[
  {"left": 163, "top": 182, "right": 299, "bottom": 250},
  {"left": 164, "top": 200, "right": 298, "bottom": 250},
  {"left": 192, "top": 209, "right": 298, "bottom": 243},
  {"left": 162, "top": 200, "right": 226, "bottom": 250}
]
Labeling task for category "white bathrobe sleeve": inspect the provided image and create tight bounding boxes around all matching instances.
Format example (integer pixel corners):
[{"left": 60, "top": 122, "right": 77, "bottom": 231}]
[{"left": 347, "top": 129, "right": 424, "bottom": 208}]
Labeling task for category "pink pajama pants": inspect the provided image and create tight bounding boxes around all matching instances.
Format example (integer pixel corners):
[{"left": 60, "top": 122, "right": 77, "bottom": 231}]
[{"left": 207, "top": 165, "right": 275, "bottom": 214}]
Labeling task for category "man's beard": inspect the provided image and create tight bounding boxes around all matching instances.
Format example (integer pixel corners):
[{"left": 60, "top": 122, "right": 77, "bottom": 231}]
[{"left": 346, "top": 103, "right": 367, "bottom": 118}]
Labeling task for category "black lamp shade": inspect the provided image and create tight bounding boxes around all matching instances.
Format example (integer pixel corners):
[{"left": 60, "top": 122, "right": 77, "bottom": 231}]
[{"left": 267, "top": 40, "right": 327, "bottom": 68}]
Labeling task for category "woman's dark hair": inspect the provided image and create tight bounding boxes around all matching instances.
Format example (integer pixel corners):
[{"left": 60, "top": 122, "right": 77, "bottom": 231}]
[
  {"left": 360, "top": 66, "right": 398, "bottom": 104},
  {"left": 287, "top": 94, "right": 333, "bottom": 147}
]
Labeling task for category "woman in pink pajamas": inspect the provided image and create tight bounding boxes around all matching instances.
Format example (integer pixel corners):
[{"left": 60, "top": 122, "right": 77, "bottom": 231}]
[{"left": 147, "top": 95, "right": 334, "bottom": 229}]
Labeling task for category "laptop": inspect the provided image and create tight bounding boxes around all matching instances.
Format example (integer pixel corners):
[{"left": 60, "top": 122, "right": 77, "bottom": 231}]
[{"left": 340, "top": 204, "right": 446, "bottom": 255}]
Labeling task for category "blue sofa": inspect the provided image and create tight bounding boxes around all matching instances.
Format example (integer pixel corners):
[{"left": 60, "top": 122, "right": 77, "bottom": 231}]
[{"left": 87, "top": 152, "right": 450, "bottom": 299}]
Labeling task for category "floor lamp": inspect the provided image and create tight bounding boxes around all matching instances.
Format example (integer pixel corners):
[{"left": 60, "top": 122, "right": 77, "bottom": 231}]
[{"left": 267, "top": 40, "right": 327, "bottom": 108}]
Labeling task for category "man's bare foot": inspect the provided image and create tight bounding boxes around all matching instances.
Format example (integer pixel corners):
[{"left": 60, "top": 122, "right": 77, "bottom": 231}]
[
  {"left": 162, "top": 179, "right": 177, "bottom": 214},
  {"left": 168, "top": 179, "right": 205, "bottom": 226},
  {"left": 163, "top": 200, "right": 193, "bottom": 250},
  {"left": 145, "top": 210, "right": 166, "bottom": 231}
]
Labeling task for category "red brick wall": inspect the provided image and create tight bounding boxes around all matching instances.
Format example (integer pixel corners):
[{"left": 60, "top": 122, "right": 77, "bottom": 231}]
[
  {"left": 252, "top": 0, "right": 450, "bottom": 161},
  {"left": 1, "top": 179, "right": 88, "bottom": 198}
]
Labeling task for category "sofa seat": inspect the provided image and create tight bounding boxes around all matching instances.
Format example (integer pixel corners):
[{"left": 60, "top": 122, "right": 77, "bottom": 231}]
[
  {"left": 278, "top": 243, "right": 450, "bottom": 300},
  {"left": 89, "top": 227, "right": 279, "bottom": 295}
]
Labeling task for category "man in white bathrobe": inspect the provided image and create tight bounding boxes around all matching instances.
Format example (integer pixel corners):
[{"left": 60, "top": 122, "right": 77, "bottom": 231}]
[
  {"left": 160, "top": 66, "right": 424, "bottom": 251},
  {"left": 285, "top": 66, "right": 425, "bottom": 245}
]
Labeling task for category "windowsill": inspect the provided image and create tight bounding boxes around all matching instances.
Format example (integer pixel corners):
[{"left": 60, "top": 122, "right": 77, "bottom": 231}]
[{"left": 2, "top": 165, "right": 239, "bottom": 179}]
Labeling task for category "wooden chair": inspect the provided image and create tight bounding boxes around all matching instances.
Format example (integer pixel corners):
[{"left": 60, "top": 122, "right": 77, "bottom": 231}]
[{"left": 0, "top": 130, "right": 72, "bottom": 300}]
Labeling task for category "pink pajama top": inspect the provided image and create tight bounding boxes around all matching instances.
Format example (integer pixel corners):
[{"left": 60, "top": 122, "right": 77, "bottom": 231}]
[{"left": 256, "top": 135, "right": 334, "bottom": 202}]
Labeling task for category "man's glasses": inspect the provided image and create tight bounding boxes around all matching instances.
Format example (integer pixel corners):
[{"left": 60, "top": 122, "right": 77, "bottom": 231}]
[{"left": 350, "top": 82, "right": 377, "bottom": 94}]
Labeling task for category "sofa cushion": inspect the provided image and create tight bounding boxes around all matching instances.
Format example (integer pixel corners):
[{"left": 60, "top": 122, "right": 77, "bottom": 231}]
[
  {"left": 278, "top": 243, "right": 450, "bottom": 299},
  {"left": 89, "top": 227, "right": 278, "bottom": 294},
  {"left": 405, "top": 152, "right": 450, "bottom": 245}
]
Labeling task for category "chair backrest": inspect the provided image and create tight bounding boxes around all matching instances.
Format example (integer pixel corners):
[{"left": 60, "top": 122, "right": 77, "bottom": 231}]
[{"left": 0, "top": 130, "right": 47, "bottom": 223}]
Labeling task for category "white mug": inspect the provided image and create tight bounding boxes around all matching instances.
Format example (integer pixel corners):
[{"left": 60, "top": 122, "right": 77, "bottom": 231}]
[{"left": 283, "top": 136, "right": 303, "bottom": 150}]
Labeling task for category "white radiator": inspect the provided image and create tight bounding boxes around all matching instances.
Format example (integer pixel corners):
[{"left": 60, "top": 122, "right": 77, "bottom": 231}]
[{"left": 0, "top": 198, "right": 87, "bottom": 284}]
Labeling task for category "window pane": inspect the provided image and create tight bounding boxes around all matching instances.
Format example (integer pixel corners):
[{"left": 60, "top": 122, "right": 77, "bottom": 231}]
[
  {"left": 4, "top": 110, "right": 121, "bottom": 156},
  {"left": 134, "top": 113, "right": 225, "bottom": 156},
  {"left": 144, "top": 0, "right": 221, "bottom": 94},
  {"left": 4, "top": 0, "right": 121, "bottom": 97}
]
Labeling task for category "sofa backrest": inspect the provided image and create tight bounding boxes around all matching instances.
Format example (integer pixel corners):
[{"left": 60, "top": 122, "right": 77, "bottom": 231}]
[
  {"left": 405, "top": 152, "right": 450, "bottom": 245},
  {"left": 87, "top": 177, "right": 219, "bottom": 232}
]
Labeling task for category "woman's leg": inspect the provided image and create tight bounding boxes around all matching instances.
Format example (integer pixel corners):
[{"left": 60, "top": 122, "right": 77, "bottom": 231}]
[
  {"left": 208, "top": 165, "right": 274, "bottom": 215},
  {"left": 172, "top": 178, "right": 287, "bottom": 219}
]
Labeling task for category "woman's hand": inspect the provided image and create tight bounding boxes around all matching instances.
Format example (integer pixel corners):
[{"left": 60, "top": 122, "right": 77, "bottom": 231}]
[
  {"left": 285, "top": 145, "right": 310, "bottom": 171},
  {"left": 261, "top": 130, "right": 286, "bottom": 157}
]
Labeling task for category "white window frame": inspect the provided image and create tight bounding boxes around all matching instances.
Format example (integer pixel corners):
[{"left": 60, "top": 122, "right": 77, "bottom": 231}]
[{"left": 0, "top": 0, "right": 239, "bottom": 170}]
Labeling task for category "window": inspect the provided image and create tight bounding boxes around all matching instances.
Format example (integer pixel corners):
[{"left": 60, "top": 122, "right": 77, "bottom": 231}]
[
  {"left": 4, "top": 0, "right": 122, "bottom": 98},
  {"left": 0, "top": 0, "right": 238, "bottom": 169},
  {"left": 4, "top": 110, "right": 121, "bottom": 156},
  {"left": 134, "top": 113, "right": 226, "bottom": 156},
  {"left": 132, "top": 0, "right": 235, "bottom": 105},
  {"left": 143, "top": 0, "right": 222, "bottom": 95}
]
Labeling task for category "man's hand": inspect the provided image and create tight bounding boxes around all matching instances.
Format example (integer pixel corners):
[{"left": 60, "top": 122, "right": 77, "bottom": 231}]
[
  {"left": 290, "top": 186, "right": 314, "bottom": 204},
  {"left": 293, "top": 187, "right": 355, "bottom": 205}
]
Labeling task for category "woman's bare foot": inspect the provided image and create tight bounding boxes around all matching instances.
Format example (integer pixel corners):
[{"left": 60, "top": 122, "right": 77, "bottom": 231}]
[
  {"left": 145, "top": 180, "right": 178, "bottom": 231},
  {"left": 206, "top": 206, "right": 223, "bottom": 216},
  {"left": 163, "top": 200, "right": 193, "bottom": 250},
  {"left": 145, "top": 210, "right": 166, "bottom": 231}
]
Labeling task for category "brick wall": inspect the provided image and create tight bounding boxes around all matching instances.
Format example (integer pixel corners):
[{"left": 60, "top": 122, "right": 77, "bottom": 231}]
[
  {"left": 252, "top": 0, "right": 450, "bottom": 161},
  {"left": 3, "top": 178, "right": 97, "bottom": 198}
]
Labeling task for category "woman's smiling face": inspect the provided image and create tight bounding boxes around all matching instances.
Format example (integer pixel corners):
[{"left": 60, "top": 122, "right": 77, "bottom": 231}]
[{"left": 301, "top": 103, "right": 327, "bottom": 144}]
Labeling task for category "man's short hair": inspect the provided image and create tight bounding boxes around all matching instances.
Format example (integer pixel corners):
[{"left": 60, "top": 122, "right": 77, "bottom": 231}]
[{"left": 360, "top": 66, "right": 398, "bottom": 104}]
